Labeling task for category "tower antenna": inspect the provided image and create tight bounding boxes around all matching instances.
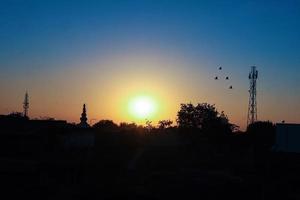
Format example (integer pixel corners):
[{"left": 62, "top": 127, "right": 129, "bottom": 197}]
[
  {"left": 247, "top": 66, "right": 258, "bottom": 127},
  {"left": 23, "top": 91, "right": 29, "bottom": 118}
]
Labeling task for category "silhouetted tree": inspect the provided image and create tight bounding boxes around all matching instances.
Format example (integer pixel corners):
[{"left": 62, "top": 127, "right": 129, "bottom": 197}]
[
  {"left": 145, "top": 120, "right": 153, "bottom": 132},
  {"left": 37, "top": 116, "right": 55, "bottom": 120},
  {"left": 158, "top": 119, "right": 173, "bottom": 129},
  {"left": 8, "top": 112, "right": 27, "bottom": 119},
  {"left": 120, "top": 122, "right": 138, "bottom": 131},
  {"left": 93, "top": 120, "right": 119, "bottom": 131},
  {"left": 177, "top": 103, "right": 234, "bottom": 135}
]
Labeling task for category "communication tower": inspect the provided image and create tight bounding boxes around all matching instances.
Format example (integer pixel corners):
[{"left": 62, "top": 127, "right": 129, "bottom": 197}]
[
  {"left": 247, "top": 66, "right": 258, "bottom": 126},
  {"left": 23, "top": 91, "right": 29, "bottom": 118}
]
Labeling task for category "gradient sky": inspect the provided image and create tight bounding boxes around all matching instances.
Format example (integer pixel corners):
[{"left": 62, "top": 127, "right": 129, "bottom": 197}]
[{"left": 1, "top": 0, "right": 300, "bottom": 129}]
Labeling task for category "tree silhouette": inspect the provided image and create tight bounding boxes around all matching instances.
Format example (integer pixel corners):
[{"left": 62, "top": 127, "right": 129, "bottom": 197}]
[
  {"left": 120, "top": 122, "right": 138, "bottom": 131},
  {"left": 93, "top": 119, "right": 119, "bottom": 131},
  {"left": 145, "top": 120, "right": 153, "bottom": 132},
  {"left": 177, "top": 103, "right": 234, "bottom": 136},
  {"left": 158, "top": 120, "right": 173, "bottom": 129},
  {"left": 8, "top": 112, "right": 28, "bottom": 119}
]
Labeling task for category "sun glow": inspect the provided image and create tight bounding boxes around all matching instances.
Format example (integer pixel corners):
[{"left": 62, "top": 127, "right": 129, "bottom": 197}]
[{"left": 129, "top": 96, "right": 157, "bottom": 119}]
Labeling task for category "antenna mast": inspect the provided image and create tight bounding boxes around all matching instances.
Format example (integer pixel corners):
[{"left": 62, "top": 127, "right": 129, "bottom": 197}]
[
  {"left": 23, "top": 91, "right": 29, "bottom": 118},
  {"left": 247, "top": 66, "right": 258, "bottom": 127}
]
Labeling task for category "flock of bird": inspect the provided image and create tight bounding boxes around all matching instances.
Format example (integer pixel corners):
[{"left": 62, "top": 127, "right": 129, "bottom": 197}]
[{"left": 214, "top": 67, "right": 233, "bottom": 89}]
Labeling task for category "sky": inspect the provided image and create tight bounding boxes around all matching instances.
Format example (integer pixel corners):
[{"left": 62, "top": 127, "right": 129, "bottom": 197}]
[{"left": 0, "top": 0, "right": 300, "bottom": 129}]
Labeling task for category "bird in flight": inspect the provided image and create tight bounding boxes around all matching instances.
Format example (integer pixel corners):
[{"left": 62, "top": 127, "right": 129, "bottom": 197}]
[{"left": 215, "top": 67, "right": 234, "bottom": 90}]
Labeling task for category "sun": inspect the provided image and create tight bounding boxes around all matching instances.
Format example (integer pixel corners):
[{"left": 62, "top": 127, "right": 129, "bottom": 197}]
[{"left": 129, "top": 96, "right": 157, "bottom": 119}]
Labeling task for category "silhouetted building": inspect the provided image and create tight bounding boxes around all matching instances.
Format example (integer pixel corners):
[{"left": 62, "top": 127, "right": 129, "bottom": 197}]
[
  {"left": 78, "top": 104, "right": 90, "bottom": 128},
  {"left": 273, "top": 123, "right": 300, "bottom": 153},
  {"left": 0, "top": 114, "right": 68, "bottom": 131}
]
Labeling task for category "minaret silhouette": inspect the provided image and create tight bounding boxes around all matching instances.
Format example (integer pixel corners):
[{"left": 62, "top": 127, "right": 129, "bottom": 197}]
[{"left": 78, "top": 104, "right": 90, "bottom": 128}]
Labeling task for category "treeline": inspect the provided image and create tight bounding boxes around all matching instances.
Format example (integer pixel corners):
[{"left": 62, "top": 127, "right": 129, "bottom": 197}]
[{"left": 93, "top": 103, "right": 237, "bottom": 133}]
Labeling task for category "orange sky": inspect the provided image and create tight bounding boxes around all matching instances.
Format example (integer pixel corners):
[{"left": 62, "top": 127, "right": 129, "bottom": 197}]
[{"left": 1, "top": 52, "right": 299, "bottom": 131}]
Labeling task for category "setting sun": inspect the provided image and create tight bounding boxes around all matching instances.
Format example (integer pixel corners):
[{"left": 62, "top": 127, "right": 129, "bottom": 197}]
[{"left": 128, "top": 96, "right": 157, "bottom": 120}]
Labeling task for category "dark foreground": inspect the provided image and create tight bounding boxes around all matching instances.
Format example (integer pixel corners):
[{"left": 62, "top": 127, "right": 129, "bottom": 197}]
[{"left": 1, "top": 123, "right": 300, "bottom": 200}]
